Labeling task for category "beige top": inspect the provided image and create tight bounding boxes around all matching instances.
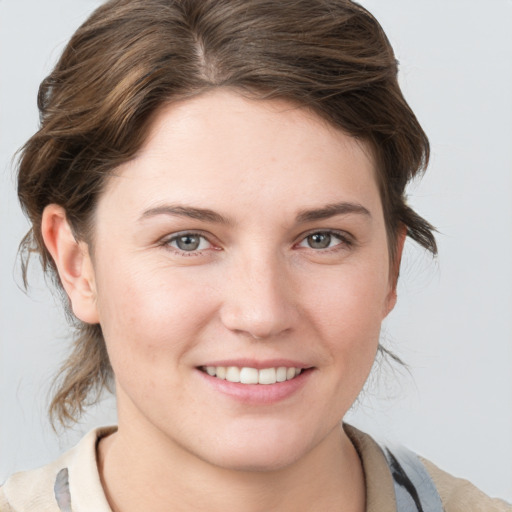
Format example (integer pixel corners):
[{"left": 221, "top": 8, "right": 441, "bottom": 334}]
[{"left": 1, "top": 425, "right": 510, "bottom": 511}]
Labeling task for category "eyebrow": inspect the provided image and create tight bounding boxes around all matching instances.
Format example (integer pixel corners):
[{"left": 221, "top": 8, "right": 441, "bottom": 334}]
[
  {"left": 139, "top": 205, "right": 232, "bottom": 225},
  {"left": 295, "top": 202, "right": 371, "bottom": 223},
  {"left": 139, "top": 201, "right": 371, "bottom": 226}
]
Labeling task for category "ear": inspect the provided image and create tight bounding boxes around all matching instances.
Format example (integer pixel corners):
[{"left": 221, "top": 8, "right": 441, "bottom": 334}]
[
  {"left": 383, "top": 226, "right": 407, "bottom": 317},
  {"left": 41, "top": 204, "right": 99, "bottom": 324}
]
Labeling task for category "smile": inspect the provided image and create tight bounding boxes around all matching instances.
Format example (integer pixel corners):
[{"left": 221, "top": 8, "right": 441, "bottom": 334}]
[{"left": 201, "top": 366, "right": 303, "bottom": 385}]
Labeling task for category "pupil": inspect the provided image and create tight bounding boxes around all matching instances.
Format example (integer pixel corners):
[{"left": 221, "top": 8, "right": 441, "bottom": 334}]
[
  {"left": 309, "top": 233, "right": 331, "bottom": 249},
  {"left": 177, "top": 235, "right": 200, "bottom": 251}
]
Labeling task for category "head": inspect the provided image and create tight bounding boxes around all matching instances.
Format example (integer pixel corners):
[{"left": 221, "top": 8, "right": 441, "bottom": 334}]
[{"left": 17, "top": 0, "right": 436, "bottom": 429}]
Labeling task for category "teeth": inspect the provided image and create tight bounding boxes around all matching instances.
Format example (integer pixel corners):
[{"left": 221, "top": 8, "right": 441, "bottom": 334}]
[
  {"left": 203, "top": 366, "right": 303, "bottom": 384},
  {"left": 240, "top": 367, "right": 259, "bottom": 384},
  {"left": 258, "top": 368, "right": 276, "bottom": 385},
  {"left": 226, "top": 366, "right": 240, "bottom": 383},
  {"left": 276, "top": 367, "right": 287, "bottom": 382}
]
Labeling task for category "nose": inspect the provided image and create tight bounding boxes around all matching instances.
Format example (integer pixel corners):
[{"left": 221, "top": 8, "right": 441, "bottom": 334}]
[{"left": 219, "top": 253, "right": 299, "bottom": 340}]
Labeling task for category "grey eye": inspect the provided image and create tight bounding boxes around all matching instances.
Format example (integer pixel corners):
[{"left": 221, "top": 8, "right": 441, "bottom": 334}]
[
  {"left": 306, "top": 232, "right": 332, "bottom": 249},
  {"left": 176, "top": 234, "right": 200, "bottom": 251},
  {"left": 170, "top": 233, "right": 211, "bottom": 252}
]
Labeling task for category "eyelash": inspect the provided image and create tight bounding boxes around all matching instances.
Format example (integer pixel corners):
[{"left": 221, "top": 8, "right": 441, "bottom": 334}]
[
  {"left": 160, "top": 231, "right": 215, "bottom": 256},
  {"left": 295, "top": 230, "right": 354, "bottom": 252},
  {"left": 160, "top": 229, "right": 354, "bottom": 257}
]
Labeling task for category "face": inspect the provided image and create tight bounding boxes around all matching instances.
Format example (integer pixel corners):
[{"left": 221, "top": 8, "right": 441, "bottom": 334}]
[{"left": 83, "top": 90, "right": 397, "bottom": 471}]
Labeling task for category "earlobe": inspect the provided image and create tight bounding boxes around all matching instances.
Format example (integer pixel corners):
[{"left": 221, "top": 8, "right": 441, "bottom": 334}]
[{"left": 41, "top": 204, "right": 99, "bottom": 324}]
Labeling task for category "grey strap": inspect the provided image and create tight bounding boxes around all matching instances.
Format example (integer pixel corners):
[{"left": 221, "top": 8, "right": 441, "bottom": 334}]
[
  {"left": 54, "top": 468, "right": 72, "bottom": 512},
  {"left": 384, "top": 446, "right": 445, "bottom": 512}
]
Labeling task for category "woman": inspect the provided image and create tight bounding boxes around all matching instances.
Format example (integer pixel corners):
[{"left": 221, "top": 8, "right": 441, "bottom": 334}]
[{"left": 1, "top": 0, "right": 510, "bottom": 511}]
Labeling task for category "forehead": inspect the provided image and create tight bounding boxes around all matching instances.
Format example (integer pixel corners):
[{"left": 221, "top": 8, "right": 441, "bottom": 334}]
[{"left": 99, "top": 89, "right": 380, "bottom": 221}]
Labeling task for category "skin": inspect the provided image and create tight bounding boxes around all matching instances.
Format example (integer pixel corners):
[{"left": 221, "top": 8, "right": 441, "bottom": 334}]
[{"left": 42, "top": 89, "right": 403, "bottom": 512}]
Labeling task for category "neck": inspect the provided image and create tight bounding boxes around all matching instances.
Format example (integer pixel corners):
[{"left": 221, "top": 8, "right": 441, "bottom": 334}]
[{"left": 98, "top": 418, "right": 365, "bottom": 512}]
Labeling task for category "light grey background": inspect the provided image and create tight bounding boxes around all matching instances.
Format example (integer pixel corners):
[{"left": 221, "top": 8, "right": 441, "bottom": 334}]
[{"left": 1, "top": 0, "right": 511, "bottom": 502}]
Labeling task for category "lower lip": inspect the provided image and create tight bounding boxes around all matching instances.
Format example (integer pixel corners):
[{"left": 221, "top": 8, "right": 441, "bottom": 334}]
[{"left": 196, "top": 368, "right": 313, "bottom": 405}]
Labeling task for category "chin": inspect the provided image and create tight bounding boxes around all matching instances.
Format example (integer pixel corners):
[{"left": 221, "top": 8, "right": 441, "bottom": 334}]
[
  {"left": 194, "top": 425, "right": 319, "bottom": 473},
  {"left": 208, "top": 448, "right": 304, "bottom": 473}
]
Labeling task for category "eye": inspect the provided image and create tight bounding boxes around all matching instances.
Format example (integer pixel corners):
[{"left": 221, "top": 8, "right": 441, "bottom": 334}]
[
  {"left": 298, "top": 231, "right": 349, "bottom": 250},
  {"left": 167, "top": 232, "right": 212, "bottom": 252}
]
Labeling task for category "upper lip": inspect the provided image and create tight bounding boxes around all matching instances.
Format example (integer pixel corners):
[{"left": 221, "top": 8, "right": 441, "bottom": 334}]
[{"left": 198, "top": 359, "right": 312, "bottom": 370}]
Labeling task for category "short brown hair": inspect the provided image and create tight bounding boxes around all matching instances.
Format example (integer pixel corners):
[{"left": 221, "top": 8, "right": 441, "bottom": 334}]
[{"left": 17, "top": 0, "right": 436, "bottom": 426}]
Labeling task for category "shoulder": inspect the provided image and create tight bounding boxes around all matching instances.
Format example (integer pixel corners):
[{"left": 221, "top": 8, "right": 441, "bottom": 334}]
[
  {"left": 421, "top": 457, "right": 512, "bottom": 512},
  {"left": 1, "top": 463, "right": 66, "bottom": 511},
  {"left": 345, "top": 424, "right": 511, "bottom": 512},
  {"left": 1, "top": 451, "right": 69, "bottom": 512},
  {"left": 0, "top": 427, "right": 115, "bottom": 512}
]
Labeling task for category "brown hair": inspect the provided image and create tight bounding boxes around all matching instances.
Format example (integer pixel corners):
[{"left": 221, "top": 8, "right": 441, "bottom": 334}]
[{"left": 17, "top": 0, "right": 436, "bottom": 426}]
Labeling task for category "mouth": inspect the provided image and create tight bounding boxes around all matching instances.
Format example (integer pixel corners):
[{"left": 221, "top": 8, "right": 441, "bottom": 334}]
[{"left": 199, "top": 365, "right": 307, "bottom": 385}]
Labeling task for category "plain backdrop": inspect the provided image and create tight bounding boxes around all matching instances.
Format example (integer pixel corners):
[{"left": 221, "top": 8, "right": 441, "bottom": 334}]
[{"left": 1, "top": 0, "right": 511, "bottom": 502}]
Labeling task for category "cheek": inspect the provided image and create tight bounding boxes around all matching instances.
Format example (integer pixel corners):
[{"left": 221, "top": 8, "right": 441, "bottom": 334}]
[
  {"left": 300, "top": 262, "right": 389, "bottom": 377},
  {"left": 304, "top": 263, "right": 390, "bottom": 334},
  {"left": 93, "top": 261, "right": 217, "bottom": 371}
]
